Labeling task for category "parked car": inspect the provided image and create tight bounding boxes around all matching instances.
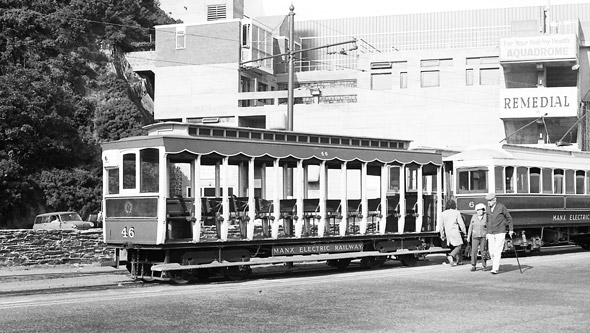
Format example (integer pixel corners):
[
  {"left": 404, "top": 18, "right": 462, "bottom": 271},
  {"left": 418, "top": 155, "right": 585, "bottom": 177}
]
[{"left": 33, "top": 212, "right": 94, "bottom": 230}]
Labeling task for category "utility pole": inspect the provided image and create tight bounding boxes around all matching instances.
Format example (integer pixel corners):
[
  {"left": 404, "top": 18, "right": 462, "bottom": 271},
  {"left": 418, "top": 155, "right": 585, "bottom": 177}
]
[{"left": 287, "top": 4, "right": 295, "bottom": 131}]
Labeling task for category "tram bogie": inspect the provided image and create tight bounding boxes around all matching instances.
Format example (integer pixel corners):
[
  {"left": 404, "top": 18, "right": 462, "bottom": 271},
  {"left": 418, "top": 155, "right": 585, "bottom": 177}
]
[{"left": 102, "top": 123, "right": 448, "bottom": 282}]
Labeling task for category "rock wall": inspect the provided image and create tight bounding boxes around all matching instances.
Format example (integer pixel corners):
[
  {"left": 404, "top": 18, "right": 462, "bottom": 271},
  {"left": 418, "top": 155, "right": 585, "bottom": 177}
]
[{"left": 0, "top": 229, "right": 114, "bottom": 267}]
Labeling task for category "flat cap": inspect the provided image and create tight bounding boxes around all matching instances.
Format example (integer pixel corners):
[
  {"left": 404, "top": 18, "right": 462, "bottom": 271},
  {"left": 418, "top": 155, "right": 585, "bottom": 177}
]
[
  {"left": 475, "top": 203, "right": 486, "bottom": 211},
  {"left": 485, "top": 193, "right": 496, "bottom": 200}
]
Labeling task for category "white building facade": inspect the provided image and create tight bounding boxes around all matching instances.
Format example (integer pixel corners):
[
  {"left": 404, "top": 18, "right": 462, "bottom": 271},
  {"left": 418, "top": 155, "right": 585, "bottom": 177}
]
[{"left": 128, "top": 1, "right": 590, "bottom": 150}]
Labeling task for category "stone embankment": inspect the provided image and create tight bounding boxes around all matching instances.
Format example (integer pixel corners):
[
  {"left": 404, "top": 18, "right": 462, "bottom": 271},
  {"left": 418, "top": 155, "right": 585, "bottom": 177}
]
[{"left": 0, "top": 229, "right": 113, "bottom": 267}]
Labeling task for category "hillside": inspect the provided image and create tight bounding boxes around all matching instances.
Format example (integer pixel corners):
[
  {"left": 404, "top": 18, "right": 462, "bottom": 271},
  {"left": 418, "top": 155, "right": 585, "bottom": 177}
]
[{"left": 0, "top": 0, "right": 176, "bottom": 228}]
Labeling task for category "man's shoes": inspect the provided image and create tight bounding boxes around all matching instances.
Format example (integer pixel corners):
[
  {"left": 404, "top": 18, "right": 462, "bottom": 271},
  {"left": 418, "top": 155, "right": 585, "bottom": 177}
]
[
  {"left": 491, "top": 270, "right": 498, "bottom": 274},
  {"left": 470, "top": 265, "right": 476, "bottom": 272}
]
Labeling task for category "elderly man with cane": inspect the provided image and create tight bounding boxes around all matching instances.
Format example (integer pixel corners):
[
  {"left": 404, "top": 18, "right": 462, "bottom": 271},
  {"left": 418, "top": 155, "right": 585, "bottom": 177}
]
[{"left": 485, "top": 193, "right": 514, "bottom": 274}]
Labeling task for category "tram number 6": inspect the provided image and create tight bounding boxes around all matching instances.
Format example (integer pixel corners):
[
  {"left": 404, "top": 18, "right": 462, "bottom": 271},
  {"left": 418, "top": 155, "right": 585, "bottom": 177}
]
[{"left": 121, "top": 227, "right": 135, "bottom": 238}]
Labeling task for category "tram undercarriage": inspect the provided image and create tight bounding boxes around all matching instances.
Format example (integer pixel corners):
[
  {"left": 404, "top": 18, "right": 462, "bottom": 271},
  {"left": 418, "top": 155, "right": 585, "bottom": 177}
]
[{"left": 121, "top": 235, "right": 447, "bottom": 283}]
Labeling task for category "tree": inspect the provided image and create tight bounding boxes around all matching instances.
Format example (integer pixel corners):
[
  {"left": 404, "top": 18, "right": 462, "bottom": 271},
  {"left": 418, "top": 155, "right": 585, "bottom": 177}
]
[{"left": 0, "top": 0, "right": 175, "bottom": 228}]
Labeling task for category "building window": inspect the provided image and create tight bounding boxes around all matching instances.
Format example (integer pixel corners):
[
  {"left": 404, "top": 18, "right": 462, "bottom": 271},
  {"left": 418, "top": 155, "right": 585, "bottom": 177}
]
[
  {"left": 421, "top": 70, "right": 439, "bottom": 88},
  {"left": 421, "top": 59, "right": 452, "bottom": 67},
  {"left": 207, "top": 4, "right": 227, "bottom": 21},
  {"left": 400, "top": 72, "right": 407, "bottom": 89},
  {"left": 176, "top": 26, "right": 186, "bottom": 49},
  {"left": 242, "top": 23, "right": 251, "bottom": 48},
  {"left": 466, "top": 69, "right": 474, "bottom": 86},
  {"left": 480, "top": 68, "right": 499, "bottom": 85},
  {"left": 371, "top": 73, "right": 393, "bottom": 90}
]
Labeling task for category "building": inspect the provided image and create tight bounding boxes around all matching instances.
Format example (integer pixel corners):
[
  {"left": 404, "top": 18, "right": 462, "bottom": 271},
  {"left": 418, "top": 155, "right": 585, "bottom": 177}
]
[{"left": 126, "top": 1, "right": 590, "bottom": 150}]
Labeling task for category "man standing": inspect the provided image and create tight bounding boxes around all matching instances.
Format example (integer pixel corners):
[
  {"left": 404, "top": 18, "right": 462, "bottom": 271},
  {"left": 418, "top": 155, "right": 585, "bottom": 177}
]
[{"left": 485, "top": 193, "right": 514, "bottom": 274}]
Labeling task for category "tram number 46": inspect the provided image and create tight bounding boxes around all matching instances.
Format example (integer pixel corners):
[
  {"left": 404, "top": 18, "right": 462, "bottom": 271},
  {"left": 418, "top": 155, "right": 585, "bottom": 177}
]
[{"left": 121, "top": 227, "right": 135, "bottom": 238}]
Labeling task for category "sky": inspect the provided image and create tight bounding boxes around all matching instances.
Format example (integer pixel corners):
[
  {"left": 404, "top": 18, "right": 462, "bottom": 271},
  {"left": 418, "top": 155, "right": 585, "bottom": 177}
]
[{"left": 258, "top": 0, "right": 590, "bottom": 20}]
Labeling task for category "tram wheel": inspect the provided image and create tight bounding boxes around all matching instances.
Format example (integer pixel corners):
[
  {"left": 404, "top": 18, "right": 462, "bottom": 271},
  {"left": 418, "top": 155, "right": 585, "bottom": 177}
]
[
  {"left": 360, "top": 256, "right": 386, "bottom": 269},
  {"left": 224, "top": 265, "right": 252, "bottom": 281},
  {"left": 399, "top": 254, "right": 418, "bottom": 267},
  {"left": 327, "top": 259, "right": 351, "bottom": 270},
  {"left": 169, "top": 270, "right": 196, "bottom": 285}
]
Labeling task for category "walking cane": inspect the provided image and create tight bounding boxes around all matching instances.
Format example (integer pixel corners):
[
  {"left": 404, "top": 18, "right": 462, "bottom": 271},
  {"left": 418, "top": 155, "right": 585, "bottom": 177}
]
[{"left": 510, "top": 233, "right": 523, "bottom": 274}]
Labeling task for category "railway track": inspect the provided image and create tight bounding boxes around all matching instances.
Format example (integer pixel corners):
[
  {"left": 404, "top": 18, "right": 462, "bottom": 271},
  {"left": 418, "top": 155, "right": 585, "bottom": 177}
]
[{"left": 0, "top": 245, "right": 584, "bottom": 296}]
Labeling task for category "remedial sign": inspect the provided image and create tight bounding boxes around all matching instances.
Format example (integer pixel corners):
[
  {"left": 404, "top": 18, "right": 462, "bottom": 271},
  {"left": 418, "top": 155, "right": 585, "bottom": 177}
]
[
  {"left": 500, "top": 34, "right": 578, "bottom": 62},
  {"left": 499, "top": 87, "right": 578, "bottom": 118}
]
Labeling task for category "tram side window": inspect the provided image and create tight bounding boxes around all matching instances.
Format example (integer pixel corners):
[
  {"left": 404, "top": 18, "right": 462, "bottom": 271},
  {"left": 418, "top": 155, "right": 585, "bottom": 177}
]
[
  {"left": 123, "top": 153, "right": 136, "bottom": 190},
  {"left": 529, "top": 167, "right": 541, "bottom": 193},
  {"left": 494, "top": 166, "right": 503, "bottom": 192},
  {"left": 576, "top": 170, "right": 585, "bottom": 194},
  {"left": 140, "top": 149, "right": 159, "bottom": 193},
  {"left": 542, "top": 168, "right": 552, "bottom": 194},
  {"left": 457, "top": 168, "right": 487, "bottom": 194},
  {"left": 554, "top": 169, "right": 564, "bottom": 194},
  {"left": 565, "top": 170, "right": 575, "bottom": 194},
  {"left": 505, "top": 167, "right": 515, "bottom": 193},
  {"left": 516, "top": 167, "right": 528, "bottom": 193},
  {"left": 107, "top": 168, "right": 119, "bottom": 194}
]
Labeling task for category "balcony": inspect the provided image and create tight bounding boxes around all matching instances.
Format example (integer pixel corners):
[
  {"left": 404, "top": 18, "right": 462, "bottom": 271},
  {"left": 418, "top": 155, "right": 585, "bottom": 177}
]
[
  {"left": 238, "top": 88, "right": 358, "bottom": 108},
  {"left": 499, "top": 87, "right": 578, "bottom": 119}
]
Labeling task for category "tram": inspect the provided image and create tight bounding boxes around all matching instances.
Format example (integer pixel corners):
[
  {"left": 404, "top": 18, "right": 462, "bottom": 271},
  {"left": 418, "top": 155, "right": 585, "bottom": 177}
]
[
  {"left": 101, "top": 122, "right": 447, "bottom": 282},
  {"left": 445, "top": 144, "right": 590, "bottom": 253}
]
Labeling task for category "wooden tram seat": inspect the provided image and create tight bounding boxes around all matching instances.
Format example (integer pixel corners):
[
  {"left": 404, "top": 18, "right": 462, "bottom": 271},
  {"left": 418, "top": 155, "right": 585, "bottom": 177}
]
[
  {"left": 233, "top": 196, "right": 249, "bottom": 239},
  {"left": 347, "top": 199, "right": 362, "bottom": 235},
  {"left": 302, "top": 198, "right": 320, "bottom": 236},
  {"left": 366, "top": 198, "right": 382, "bottom": 233},
  {"left": 279, "top": 199, "right": 297, "bottom": 236},
  {"left": 325, "top": 199, "right": 342, "bottom": 235},
  {"left": 256, "top": 198, "right": 273, "bottom": 238},
  {"left": 166, "top": 197, "right": 194, "bottom": 241}
]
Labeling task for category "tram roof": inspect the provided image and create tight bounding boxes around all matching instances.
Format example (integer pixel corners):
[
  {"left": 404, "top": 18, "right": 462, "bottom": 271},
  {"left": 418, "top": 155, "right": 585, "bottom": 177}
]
[
  {"left": 103, "top": 123, "right": 442, "bottom": 165},
  {"left": 445, "top": 144, "right": 590, "bottom": 168}
]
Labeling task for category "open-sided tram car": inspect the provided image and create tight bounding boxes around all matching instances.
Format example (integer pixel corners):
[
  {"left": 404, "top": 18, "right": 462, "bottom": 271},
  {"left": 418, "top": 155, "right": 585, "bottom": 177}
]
[
  {"left": 446, "top": 144, "right": 590, "bottom": 253},
  {"left": 102, "top": 123, "right": 446, "bottom": 282}
]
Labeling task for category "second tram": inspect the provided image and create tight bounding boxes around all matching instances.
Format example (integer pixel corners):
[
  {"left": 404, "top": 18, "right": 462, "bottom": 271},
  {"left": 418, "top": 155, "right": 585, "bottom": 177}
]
[{"left": 446, "top": 144, "right": 590, "bottom": 253}]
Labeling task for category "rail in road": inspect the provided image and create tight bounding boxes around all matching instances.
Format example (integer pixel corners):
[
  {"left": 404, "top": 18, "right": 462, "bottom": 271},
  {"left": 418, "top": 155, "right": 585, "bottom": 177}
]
[{"left": 0, "top": 245, "right": 584, "bottom": 298}]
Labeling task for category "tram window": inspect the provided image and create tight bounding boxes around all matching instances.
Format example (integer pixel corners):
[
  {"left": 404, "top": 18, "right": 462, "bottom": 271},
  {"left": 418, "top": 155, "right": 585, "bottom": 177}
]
[
  {"left": 389, "top": 166, "right": 400, "bottom": 192},
  {"left": 494, "top": 167, "right": 503, "bottom": 192},
  {"left": 457, "top": 168, "right": 488, "bottom": 194},
  {"left": 169, "top": 162, "right": 192, "bottom": 197},
  {"left": 516, "top": 167, "right": 528, "bottom": 193},
  {"left": 554, "top": 169, "right": 564, "bottom": 194},
  {"left": 140, "top": 148, "right": 159, "bottom": 193},
  {"left": 566, "top": 170, "right": 575, "bottom": 194},
  {"left": 505, "top": 167, "right": 515, "bottom": 193},
  {"left": 107, "top": 168, "right": 119, "bottom": 194},
  {"left": 576, "top": 170, "right": 585, "bottom": 194},
  {"left": 530, "top": 167, "right": 541, "bottom": 193},
  {"left": 123, "top": 153, "right": 136, "bottom": 190},
  {"left": 542, "top": 168, "right": 552, "bottom": 193}
]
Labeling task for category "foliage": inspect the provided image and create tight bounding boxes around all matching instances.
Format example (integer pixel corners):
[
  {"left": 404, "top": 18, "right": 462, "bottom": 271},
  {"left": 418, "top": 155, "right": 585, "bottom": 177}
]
[{"left": 0, "top": 0, "right": 175, "bottom": 228}]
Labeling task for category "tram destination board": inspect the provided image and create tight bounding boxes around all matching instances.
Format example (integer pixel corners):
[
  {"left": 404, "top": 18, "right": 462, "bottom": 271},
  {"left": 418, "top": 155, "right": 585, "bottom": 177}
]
[{"left": 272, "top": 242, "right": 363, "bottom": 255}]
